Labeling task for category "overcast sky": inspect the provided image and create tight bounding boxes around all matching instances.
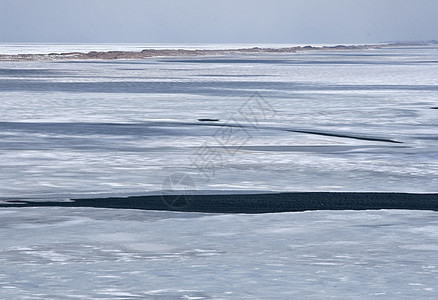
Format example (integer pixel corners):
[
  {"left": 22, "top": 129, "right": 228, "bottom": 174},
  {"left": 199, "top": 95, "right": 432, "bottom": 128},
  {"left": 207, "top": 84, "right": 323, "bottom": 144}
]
[{"left": 0, "top": 0, "right": 437, "bottom": 44}]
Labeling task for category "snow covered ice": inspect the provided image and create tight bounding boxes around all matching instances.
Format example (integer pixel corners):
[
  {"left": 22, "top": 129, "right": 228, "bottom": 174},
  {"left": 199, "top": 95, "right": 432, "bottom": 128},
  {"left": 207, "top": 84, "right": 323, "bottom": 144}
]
[
  {"left": 1, "top": 208, "right": 438, "bottom": 299},
  {"left": 0, "top": 44, "right": 438, "bottom": 298}
]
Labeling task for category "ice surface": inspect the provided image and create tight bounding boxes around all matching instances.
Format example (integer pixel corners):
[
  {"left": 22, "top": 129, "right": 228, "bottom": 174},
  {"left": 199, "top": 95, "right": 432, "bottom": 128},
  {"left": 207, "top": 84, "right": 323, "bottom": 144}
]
[
  {"left": 0, "top": 46, "right": 437, "bottom": 199},
  {"left": 1, "top": 45, "right": 438, "bottom": 298},
  {"left": 0, "top": 208, "right": 438, "bottom": 299}
]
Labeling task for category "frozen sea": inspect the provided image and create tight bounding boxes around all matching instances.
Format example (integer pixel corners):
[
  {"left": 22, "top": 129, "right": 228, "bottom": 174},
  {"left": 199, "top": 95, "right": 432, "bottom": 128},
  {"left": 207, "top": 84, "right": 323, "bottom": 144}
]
[{"left": 0, "top": 44, "right": 438, "bottom": 298}]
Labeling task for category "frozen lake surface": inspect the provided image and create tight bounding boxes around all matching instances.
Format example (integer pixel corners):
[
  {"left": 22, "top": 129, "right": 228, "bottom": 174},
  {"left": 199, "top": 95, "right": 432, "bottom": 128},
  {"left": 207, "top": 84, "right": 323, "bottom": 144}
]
[
  {"left": 1, "top": 208, "right": 438, "bottom": 299},
  {"left": 0, "top": 45, "right": 437, "bottom": 199},
  {"left": 0, "top": 45, "right": 438, "bottom": 298}
]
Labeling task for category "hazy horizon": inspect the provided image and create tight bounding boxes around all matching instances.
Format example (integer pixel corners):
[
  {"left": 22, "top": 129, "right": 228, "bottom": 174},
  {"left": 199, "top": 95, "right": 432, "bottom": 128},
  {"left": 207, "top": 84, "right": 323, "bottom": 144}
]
[{"left": 1, "top": 0, "right": 437, "bottom": 44}]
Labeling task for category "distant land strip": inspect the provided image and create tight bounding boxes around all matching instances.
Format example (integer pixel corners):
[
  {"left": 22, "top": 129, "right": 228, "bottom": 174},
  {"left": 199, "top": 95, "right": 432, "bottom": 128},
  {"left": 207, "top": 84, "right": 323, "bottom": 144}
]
[{"left": 0, "top": 42, "right": 435, "bottom": 61}]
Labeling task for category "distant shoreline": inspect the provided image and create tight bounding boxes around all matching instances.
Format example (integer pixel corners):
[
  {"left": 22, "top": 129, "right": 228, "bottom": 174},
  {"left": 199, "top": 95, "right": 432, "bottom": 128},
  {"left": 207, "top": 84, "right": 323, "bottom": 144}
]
[{"left": 0, "top": 42, "right": 433, "bottom": 61}]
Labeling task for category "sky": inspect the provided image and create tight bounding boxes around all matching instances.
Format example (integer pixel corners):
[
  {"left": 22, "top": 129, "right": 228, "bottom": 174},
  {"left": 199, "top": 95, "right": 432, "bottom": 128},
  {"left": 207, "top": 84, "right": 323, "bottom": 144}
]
[{"left": 0, "top": 0, "right": 437, "bottom": 44}]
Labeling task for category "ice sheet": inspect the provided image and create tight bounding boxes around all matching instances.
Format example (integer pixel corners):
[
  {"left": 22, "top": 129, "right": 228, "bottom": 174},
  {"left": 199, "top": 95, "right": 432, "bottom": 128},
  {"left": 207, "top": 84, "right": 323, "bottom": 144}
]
[
  {"left": 0, "top": 208, "right": 437, "bottom": 299},
  {"left": 1, "top": 45, "right": 438, "bottom": 299},
  {"left": 1, "top": 46, "right": 437, "bottom": 199}
]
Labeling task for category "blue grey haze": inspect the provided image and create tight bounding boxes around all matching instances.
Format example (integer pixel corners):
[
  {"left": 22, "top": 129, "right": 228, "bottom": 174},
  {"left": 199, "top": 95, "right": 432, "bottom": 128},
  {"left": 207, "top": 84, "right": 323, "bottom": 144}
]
[{"left": 0, "top": 0, "right": 437, "bottom": 44}]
